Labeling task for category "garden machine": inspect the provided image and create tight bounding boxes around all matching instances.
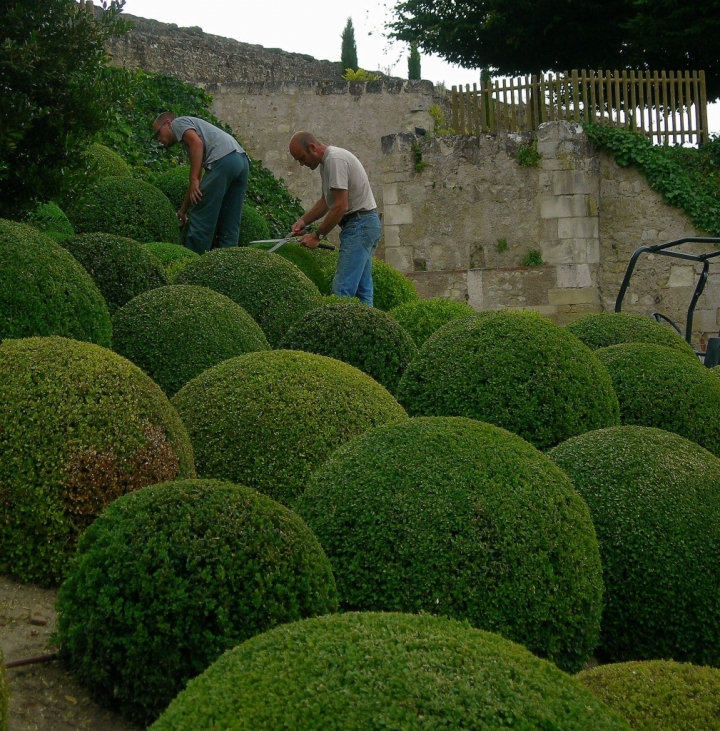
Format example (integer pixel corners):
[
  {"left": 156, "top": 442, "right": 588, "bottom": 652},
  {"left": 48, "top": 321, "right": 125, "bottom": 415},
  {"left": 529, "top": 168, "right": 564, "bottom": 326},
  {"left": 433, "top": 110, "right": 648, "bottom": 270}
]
[{"left": 615, "top": 237, "right": 720, "bottom": 367}]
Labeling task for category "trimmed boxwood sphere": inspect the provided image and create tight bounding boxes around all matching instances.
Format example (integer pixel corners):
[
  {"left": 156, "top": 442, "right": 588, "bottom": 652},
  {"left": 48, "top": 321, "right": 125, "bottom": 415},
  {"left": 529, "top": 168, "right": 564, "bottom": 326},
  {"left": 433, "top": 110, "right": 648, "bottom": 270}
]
[
  {"left": 151, "top": 613, "right": 629, "bottom": 731},
  {"left": 297, "top": 417, "right": 603, "bottom": 673},
  {"left": 249, "top": 241, "right": 330, "bottom": 293},
  {"left": 175, "top": 247, "right": 322, "bottom": 346},
  {"left": 85, "top": 143, "right": 132, "bottom": 180},
  {"left": 372, "top": 258, "right": 419, "bottom": 311},
  {"left": 62, "top": 233, "right": 169, "bottom": 313},
  {"left": 26, "top": 201, "right": 75, "bottom": 240},
  {"left": 0, "top": 219, "right": 111, "bottom": 346},
  {"left": 390, "top": 297, "right": 477, "bottom": 346},
  {"left": 549, "top": 426, "right": 720, "bottom": 666},
  {"left": 577, "top": 660, "right": 720, "bottom": 731},
  {"left": 112, "top": 285, "right": 269, "bottom": 396},
  {"left": 172, "top": 350, "right": 407, "bottom": 506},
  {"left": 595, "top": 342, "right": 720, "bottom": 456},
  {"left": 67, "top": 176, "right": 179, "bottom": 244},
  {"left": 280, "top": 301, "right": 418, "bottom": 394},
  {"left": 566, "top": 312, "right": 697, "bottom": 358},
  {"left": 238, "top": 204, "right": 270, "bottom": 246},
  {"left": 56, "top": 479, "right": 337, "bottom": 725},
  {"left": 0, "top": 337, "right": 195, "bottom": 585},
  {"left": 144, "top": 242, "right": 199, "bottom": 281},
  {"left": 397, "top": 310, "right": 620, "bottom": 450},
  {"left": 151, "top": 165, "right": 188, "bottom": 210}
]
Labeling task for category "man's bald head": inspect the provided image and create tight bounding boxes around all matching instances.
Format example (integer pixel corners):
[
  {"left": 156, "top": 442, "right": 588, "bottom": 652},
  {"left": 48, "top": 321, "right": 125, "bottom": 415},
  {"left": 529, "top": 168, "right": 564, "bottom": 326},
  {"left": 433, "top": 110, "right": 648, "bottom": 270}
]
[
  {"left": 153, "top": 112, "right": 177, "bottom": 128},
  {"left": 289, "top": 131, "right": 326, "bottom": 170}
]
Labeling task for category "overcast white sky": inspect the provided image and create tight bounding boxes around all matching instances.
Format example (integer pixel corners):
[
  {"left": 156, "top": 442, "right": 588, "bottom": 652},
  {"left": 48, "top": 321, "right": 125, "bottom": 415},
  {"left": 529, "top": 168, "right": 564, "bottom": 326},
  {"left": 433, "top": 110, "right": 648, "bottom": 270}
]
[{"left": 121, "top": 0, "right": 719, "bottom": 135}]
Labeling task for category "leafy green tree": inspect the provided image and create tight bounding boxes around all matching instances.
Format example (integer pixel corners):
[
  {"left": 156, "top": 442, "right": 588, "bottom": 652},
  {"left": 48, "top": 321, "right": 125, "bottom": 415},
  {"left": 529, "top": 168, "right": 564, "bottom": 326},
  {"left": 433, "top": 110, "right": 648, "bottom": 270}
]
[
  {"left": 340, "top": 17, "right": 358, "bottom": 73},
  {"left": 408, "top": 43, "right": 421, "bottom": 80},
  {"left": 0, "top": 0, "right": 129, "bottom": 218}
]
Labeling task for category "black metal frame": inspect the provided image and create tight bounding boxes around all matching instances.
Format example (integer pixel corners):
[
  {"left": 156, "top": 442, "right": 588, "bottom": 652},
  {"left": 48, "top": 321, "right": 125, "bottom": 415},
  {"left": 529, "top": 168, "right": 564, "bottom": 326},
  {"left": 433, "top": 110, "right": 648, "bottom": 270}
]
[{"left": 615, "top": 237, "right": 720, "bottom": 365}]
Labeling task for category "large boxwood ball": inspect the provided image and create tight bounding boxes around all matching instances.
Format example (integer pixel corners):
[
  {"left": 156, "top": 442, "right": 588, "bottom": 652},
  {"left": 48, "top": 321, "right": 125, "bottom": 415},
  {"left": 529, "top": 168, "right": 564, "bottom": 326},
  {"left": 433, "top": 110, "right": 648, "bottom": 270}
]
[
  {"left": 112, "top": 285, "right": 269, "bottom": 396},
  {"left": 0, "top": 219, "right": 111, "bottom": 346},
  {"left": 397, "top": 310, "right": 621, "bottom": 450},
  {"left": 84, "top": 143, "right": 132, "bottom": 180},
  {"left": 151, "top": 613, "right": 629, "bottom": 731},
  {"left": 144, "top": 242, "right": 199, "bottom": 281},
  {"left": 175, "top": 247, "right": 322, "bottom": 346},
  {"left": 62, "top": 233, "right": 169, "bottom": 313},
  {"left": 549, "top": 426, "right": 720, "bottom": 665},
  {"left": 566, "top": 312, "right": 697, "bottom": 358},
  {"left": 0, "top": 336, "right": 195, "bottom": 585},
  {"left": 280, "top": 301, "right": 418, "bottom": 394},
  {"left": 372, "top": 258, "right": 419, "bottom": 311},
  {"left": 577, "top": 660, "right": 720, "bottom": 731},
  {"left": 595, "top": 342, "right": 720, "bottom": 456},
  {"left": 249, "top": 241, "right": 330, "bottom": 293},
  {"left": 67, "top": 176, "right": 179, "bottom": 244},
  {"left": 172, "top": 350, "right": 407, "bottom": 506},
  {"left": 390, "top": 297, "right": 477, "bottom": 346},
  {"left": 296, "top": 416, "right": 603, "bottom": 673},
  {"left": 56, "top": 479, "right": 337, "bottom": 725}
]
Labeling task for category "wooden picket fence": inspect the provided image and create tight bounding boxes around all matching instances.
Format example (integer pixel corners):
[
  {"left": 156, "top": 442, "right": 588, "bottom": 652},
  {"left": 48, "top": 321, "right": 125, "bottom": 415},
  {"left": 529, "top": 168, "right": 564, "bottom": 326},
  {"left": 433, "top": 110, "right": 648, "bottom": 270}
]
[{"left": 451, "top": 70, "right": 709, "bottom": 146}]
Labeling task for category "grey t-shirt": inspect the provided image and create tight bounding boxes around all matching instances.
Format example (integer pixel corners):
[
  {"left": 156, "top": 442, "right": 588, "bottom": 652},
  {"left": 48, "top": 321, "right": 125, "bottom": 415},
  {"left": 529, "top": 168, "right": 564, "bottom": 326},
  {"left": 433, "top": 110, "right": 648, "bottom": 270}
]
[
  {"left": 170, "top": 116, "right": 245, "bottom": 169},
  {"left": 320, "top": 146, "right": 377, "bottom": 213}
]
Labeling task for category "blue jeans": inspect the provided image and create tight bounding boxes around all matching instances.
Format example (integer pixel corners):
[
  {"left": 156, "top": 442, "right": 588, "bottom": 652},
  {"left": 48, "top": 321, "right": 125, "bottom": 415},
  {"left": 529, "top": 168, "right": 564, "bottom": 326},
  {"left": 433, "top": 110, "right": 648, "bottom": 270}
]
[
  {"left": 333, "top": 212, "right": 381, "bottom": 306},
  {"left": 185, "top": 151, "right": 249, "bottom": 255}
]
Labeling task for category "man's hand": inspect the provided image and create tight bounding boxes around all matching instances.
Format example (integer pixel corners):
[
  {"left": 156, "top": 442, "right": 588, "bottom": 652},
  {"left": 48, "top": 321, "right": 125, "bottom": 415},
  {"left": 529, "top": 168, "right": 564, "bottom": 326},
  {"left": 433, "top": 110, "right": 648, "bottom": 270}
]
[
  {"left": 188, "top": 178, "right": 202, "bottom": 205},
  {"left": 291, "top": 218, "right": 307, "bottom": 236},
  {"left": 299, "top": 232, "right": 320, "bottom": 249},
  {"left": 177, "top": 210, "right": 188, "bottom": 228}
]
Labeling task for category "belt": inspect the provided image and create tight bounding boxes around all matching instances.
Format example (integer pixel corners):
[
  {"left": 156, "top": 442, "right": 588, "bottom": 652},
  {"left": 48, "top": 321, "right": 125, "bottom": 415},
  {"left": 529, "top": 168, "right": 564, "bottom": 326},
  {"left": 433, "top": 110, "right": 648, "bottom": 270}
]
[{"left": 339, "top": 208, "right": 378, "bottom": 228}]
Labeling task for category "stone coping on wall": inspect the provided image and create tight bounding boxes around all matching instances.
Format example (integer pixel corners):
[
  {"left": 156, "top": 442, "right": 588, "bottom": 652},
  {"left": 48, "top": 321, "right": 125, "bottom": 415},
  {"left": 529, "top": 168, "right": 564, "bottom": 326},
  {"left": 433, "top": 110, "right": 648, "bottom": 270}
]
[{"left": 202, "top": 79, "right": 438, "bottom": 97}]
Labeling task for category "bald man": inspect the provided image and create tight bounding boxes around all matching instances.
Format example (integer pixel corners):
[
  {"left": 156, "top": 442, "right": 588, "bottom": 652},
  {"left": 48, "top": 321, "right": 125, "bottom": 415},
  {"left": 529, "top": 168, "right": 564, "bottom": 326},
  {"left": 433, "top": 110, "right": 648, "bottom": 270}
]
[
  {"left": 289, "top": 131, "right": 380, "bottom": 306},
  {"left": 153, "top": 112, "right": 250, "bottom": 255}
]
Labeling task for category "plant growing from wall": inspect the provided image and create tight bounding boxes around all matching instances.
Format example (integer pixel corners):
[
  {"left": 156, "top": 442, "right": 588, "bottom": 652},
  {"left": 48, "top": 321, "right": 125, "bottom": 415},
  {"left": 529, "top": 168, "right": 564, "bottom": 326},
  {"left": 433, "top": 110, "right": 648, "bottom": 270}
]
[
  {"left": 496, "top": 237, "right": 508, "bottom": 253},
  {"left": 517, "top": 140, "right": 541, "bottom": 167},
  {"left": 340, "top": 17, "right": 359, "bottom": 73},
  {"left": 412, "top": 143, "right": 429, "bottom": 173},
  {"left": 428, "top": 104, "right": 454, "bottom": 135},
  {"left": 408, "top": 43, "right": 421, "bottom": 80},
  {"left": 341, "top": 68, "right": 381, "bottom": 82},
  {"left": 521, "top": 249, "right": 544, "bottom": 266}
]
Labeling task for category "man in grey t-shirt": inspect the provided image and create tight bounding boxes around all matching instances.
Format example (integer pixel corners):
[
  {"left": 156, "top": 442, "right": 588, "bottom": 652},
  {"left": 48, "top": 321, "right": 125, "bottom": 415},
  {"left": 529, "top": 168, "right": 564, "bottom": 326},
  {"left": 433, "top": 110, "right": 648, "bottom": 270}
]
[
  {"left": 289, "top": 131, "right": 381, "bottom": 306},
  {"left": 153, "top": 112, "right": 250, "bottom": 254}
]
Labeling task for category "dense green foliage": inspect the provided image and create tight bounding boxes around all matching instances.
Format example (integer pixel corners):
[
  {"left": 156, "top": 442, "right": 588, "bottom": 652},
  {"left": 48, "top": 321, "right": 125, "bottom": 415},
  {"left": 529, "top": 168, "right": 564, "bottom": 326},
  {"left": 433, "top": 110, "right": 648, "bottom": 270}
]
[
  {"left": 25, "top": 202, "right": 75, "bottom": 241},
  {"left": 567, "top": 312, "right": 698, "bottom": 358},
  {"left": 0, "top": 219, "right": 111, "bottom": 345},
  {"left": 0, "top": 0, "right": 128, "bottom": 217},
  {"left": 577, "top": 660, "right": 720, "bottom": 731},
  {"left": 280, "top": 301, "right": 418, "bottom": 393},
  {"left": 584, "top": 125, "right": 720, "bottom": 236},
  {"left": 297, "top": 417, "right": 603, "bottom": 673},
  {"left": 595, "top": 342, "right": 720, "bottom": 457},
  {"left": 143, "top": 242, "right": 198, "bottom": 281},
  {"left": 67, "top": 176, "right": 179, "bottom": 244},
  {"left": 62, "top": 233, "right": 168, "bottom": 314},
  {"left": 398, "top": 310, "right": 620, "bottom": 450},
  {"left": 390, "top": 298, "right": 476, "bottom": 346},
  {"left": 372, "top": 258, "right": 419, "bottom": 311},
  {"left": 113, "top": 285, "right": 269, "bottom": 396},
  {"left": 340, "top": 17, "right": 359, "bottom": 72},
  {"left": 85, "top": 142, "right": 131, "bottom": 180},
  {"left": 152, "top": 612, "right": 630, "bottom": 731},
  {"left": 172, "top": 350, "right": 407, "bottom": 506},
  {"left": 550, "top": 426, "right": 720, "bottom": 665},
  {"left": 238, "top": 204, "right": 270, "bottom": 246},
  {"left": 0, "top": 336, "right": 194, "bottom": 585},
  {"left": 57, "top": 479, "right": 337, "bottom": 725},
  {"left": 175, "top": 248, "right": 322, "bottom": 346}
]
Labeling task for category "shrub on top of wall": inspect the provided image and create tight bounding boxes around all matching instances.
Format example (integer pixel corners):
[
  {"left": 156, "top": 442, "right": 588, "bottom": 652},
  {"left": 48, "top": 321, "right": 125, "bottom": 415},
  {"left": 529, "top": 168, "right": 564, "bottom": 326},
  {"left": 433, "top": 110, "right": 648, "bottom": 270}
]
[
  {"left": 280, "top": 301, "right": 418, "bottom": 394},
  {"left": 174, "top": 248, "right": 322, "bottom": 346},
  {"left": 566, "top": 312, "right": 697, "bottom": 358},
  {"left": 595, "top": 342, "right": 720, "bottom": 457},
  {"left": 25, "top": 202, "right": 75, "bottom": 242},
  {"left": 372, "top": 258, "right": 419, "bottom": 311},
  {"left": 67, "top": 176, "right": 179, "bottom": 244},
  {"left": 397, "top": 310, "right": 620, "bottom": 450},
  {"left": 144, "top": 242, "right": 199, "bottom": 281},
  {"left": 389, "top": 298, "right": 477, "bottom": 346},
  {"left": 577, "top": 660, "right": 720, "bottom": 731},
  {"left": 0, "top": 336, "right": 195, "bottom": 585},
  {"left": 151, "top": 613, "right": 630, "bottom": 731},
  {"left": 172, "top": 350, "right": 407, "bottom": 506},
  {"left": 85, "top": 143, "right": 132, "bottom": 181},
  {"left": 0, "top": 219, "right": 111, "bottom": 346},
  {"left": 62, "top": 233, "right": 169, "bottom": 314},
  {"left": 56, "top": 479, "right": 337, "bottom": 725},
  {"left": 297, "top": 417, "right": 603, "bottom": 673}
]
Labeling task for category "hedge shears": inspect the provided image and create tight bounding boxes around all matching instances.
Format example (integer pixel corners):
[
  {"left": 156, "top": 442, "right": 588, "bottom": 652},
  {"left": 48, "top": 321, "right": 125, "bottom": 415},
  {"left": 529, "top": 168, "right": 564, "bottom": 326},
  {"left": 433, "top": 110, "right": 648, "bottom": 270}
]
[{"left": 251, "top": 233, "right": 336, "bottom": 253}]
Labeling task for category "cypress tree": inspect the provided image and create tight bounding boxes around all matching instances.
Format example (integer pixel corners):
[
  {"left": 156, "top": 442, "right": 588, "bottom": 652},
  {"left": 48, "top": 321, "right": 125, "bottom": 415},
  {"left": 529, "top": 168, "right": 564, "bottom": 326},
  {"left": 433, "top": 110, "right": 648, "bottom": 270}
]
[
  {"left": 340, "top": 17, "right": 358, "bottom": 72},
  {"left": 408, "top": 43, "right": 421, "bottom": 80}
]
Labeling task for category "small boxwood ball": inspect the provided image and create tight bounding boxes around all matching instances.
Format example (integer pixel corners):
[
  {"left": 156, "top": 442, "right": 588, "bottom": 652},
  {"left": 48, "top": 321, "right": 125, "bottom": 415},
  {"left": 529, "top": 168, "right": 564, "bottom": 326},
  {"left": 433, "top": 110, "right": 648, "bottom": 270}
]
[
  {"left": 56, "top": 479, "right": 337, "bottom": 725},
  {"left": 397, "top": 310, "right": 620, "bottom": 450},
  {"left": 151, "top": 165, "right": 189, "bottom": 210},
  {"left": 67, "top": 176, "right": 179, "bottom": 244},
  {"left": 297, "top": 416, "right": 603, "bottom": 673},
  {"left": 151, "top": 613, "right": 630, "bottom": 731},
  {"left": 237, "top": 204, "right": 270, "bottom": 246},
  {"left": 25, "top": 201, "right": 75, "bottom": 240},
  {"left": 175, "top": 247, "right": 322, "bottom": 346},
  {"left": 280, "top": 301, "right": 418, "bottom": 394},
  {"left": 84, "top": 143, "right": 132, "bottom": 180},
  {"left": 390, "top": 297, "right": 477, "bottom": 346},
  {"left": 549, "top": 426, "right": 720, "bottom": 666},
  {"left": 372, "top": 258, "right": 419, "bottom": 311},
  {"left": 172, "top": 350, "right": 407, "bottom": 506},
  {"left": 0, "top": 336, "right": 195, "bottom": 585},
  {"left": 144, "top": 242, "right": 199, "bottom": 281},
  {"left": 595, "top": 342, "right": 720, "bottom": 456},
  {"left": 0, "top": 219, "right": 111, "bottom": 346},
  {"left": 249, "top": 241, "right": 330, "bottom": 293},
  {"left": 112, "top": 285, "right": 269, "bottom": 396},
  {"left": 577, "top": 660, "right": 720, "bottom": 731},
  {"left": 62, "top": 233, "right": 169, "bottom": 313},
  {"left": 566, "top": 312, "right": 697, "bottom": 358}
]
